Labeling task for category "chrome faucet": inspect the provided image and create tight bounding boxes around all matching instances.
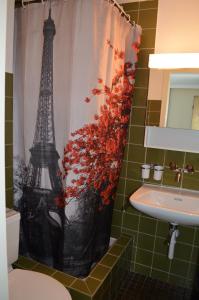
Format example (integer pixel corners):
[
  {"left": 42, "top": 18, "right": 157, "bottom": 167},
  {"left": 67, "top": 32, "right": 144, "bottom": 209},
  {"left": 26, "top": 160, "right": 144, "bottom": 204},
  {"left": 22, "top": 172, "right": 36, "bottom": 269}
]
[
  {"left": 175, "top": 169, "right": 182, "bottom": 183},
  {"left": 169, "top": 162, "right": 194, "bottom": 183}
]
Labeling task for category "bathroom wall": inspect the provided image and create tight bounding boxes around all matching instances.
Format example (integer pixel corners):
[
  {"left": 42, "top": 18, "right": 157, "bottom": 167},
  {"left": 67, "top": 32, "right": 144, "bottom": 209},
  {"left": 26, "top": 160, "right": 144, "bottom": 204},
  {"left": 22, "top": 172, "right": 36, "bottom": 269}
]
[{"left": 113, "top": 0, "right": 199, "bottom": 289}]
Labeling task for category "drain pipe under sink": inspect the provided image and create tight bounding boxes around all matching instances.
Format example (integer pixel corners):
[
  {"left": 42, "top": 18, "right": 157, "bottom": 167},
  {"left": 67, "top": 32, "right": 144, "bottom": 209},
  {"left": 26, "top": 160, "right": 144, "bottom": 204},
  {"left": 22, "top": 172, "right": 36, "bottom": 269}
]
[{"left": 168, "top": 223, "right": 179, "bottom": 260}]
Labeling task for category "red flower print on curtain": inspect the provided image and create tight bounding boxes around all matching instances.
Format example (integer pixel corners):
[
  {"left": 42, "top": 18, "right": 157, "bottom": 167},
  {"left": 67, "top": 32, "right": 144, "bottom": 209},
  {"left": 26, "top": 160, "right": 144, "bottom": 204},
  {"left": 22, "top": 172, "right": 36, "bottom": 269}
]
[{"left": 62, "top": 39, "right": 140, "bottom": 208}]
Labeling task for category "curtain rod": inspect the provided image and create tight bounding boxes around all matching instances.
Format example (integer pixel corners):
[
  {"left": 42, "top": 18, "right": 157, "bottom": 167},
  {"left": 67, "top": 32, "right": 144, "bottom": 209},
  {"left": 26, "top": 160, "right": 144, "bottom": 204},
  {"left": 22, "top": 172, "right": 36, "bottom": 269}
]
[
  {"left": 108, "top": 0, "right": 135, "bottom": 27},
  {"left": 16, "top": 0, "right": 135, "bottom": 27}
]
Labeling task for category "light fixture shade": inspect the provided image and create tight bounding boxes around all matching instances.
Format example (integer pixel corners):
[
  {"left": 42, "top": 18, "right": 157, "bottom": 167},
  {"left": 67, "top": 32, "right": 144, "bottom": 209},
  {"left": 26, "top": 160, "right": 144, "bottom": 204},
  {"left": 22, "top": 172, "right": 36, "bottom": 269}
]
[{"left": 148, "top": 53, "right": 199, "bottom": 69}]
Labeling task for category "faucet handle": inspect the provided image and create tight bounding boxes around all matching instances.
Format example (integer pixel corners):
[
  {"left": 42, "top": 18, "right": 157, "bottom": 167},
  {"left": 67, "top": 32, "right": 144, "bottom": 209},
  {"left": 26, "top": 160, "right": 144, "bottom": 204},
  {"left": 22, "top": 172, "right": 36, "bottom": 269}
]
[
  {"left": 169, "top": 161, "right": 177, "bottom": 170},
  {"left": 185, "top": 164, "right": 194, "bottom": 173}
]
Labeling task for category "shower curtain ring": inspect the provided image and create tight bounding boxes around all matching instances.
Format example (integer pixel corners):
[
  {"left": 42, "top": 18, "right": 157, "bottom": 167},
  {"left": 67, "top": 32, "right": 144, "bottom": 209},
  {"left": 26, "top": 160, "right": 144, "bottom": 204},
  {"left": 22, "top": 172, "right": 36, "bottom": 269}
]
[
  {"left": 127, "top": 14, "right": 131, "bottom": 22},
  {"left": 22, "top": 0, "right": 26, "bottom": 8}
]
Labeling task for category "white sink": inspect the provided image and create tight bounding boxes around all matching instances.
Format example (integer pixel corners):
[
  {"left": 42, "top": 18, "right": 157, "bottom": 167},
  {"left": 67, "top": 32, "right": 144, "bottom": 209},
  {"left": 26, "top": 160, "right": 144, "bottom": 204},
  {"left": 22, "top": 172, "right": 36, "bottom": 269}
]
[{"left": 130, "top": 184, "right": 199, "bottom": 226}]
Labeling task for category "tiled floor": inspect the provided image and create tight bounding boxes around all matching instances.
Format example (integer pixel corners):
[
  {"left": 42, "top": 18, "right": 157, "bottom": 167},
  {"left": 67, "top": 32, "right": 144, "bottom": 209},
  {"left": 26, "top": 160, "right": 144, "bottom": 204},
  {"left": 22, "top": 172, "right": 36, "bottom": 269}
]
[{"left": 116, "top": 272, "right": 199, "bottom": 300}]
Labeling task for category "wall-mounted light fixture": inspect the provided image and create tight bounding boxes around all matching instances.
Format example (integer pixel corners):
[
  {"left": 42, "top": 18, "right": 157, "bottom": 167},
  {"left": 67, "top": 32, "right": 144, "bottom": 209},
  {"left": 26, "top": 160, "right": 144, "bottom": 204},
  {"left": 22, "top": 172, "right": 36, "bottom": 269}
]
[{"left": 148, "top": 53, "right": 199, "bottom": 69}]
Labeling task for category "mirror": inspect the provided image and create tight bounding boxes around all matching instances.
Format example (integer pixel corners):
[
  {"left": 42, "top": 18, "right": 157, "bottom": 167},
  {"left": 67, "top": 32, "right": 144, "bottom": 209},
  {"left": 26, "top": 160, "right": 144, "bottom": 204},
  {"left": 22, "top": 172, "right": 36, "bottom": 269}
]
[
  {"left": 160, "top": 70, "right": 199, "bottom": 130},
  {"left": 145, "top": 68, "right": 199, "bottom": 153}
]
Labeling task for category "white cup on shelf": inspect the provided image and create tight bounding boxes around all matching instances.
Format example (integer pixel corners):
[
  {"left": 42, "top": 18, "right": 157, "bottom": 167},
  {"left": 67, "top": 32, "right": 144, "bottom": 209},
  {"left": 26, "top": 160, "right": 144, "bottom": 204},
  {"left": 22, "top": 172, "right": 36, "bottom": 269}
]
[
  {"left": 153, "top": 165, "right": 164, "bottom": 181},
  {"left": 141, "top": 164, "right": 151, "bottom": 179}
]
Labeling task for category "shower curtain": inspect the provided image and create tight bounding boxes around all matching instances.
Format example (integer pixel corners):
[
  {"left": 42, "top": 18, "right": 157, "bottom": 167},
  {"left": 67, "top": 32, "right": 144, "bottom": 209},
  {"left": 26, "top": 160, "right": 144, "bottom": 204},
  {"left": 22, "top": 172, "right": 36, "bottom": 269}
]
[{"left": 13, "top": 0, "right": 141, "bottom": 277}]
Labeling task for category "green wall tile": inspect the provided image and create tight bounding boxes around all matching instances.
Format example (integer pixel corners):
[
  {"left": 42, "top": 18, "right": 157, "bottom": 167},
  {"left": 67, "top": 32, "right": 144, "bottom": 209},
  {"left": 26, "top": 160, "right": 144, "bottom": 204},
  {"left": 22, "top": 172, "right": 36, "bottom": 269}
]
[
  {"left": 116, "top": 235, "right": 131, "bottom": 247},
  {"left": 129, "top": 126, "right": 145, "bottom": 144},
  {"left": 126, "top": 162, "right": 142, "bottom": 181},
  {"left": 154, "top": 237, "right": 168, "bottom": 256},
  {"left": 131, "top": 107, "right": 146, "bottom": 126},
  {"left": 190, "top": 246, "right": 199, "bottom": 265},
  {"left": 132, "top": 88, "right": 148, "bottom": 107},
  {"left": 148, "top": 100, "right": 161, "bottom": 111},
  {"left": 5, "top": 121, "right": 13, "bottom": 144},
  {"left": 6, "top": 188, "right": 13, "bottom": 208},
  {"left": 147, "top": 111, "right": 160, "bottom": 125},
  {"left": 100, "top": 254, "right": 118, "bottom": 268},
  {"left": 32, "top": 263, "right": 55, "bottom": 276},
  {"left": 136, "top": 248, "right": 153, "bottom": 266},
  {"left": 134, "top": 69, "right": 149, "bottom": 88},
  {"left": 174, "top": 243, "right": 192, "bottom": 261},
  {"left": 6, "top": 167, "right": 13, "bottom": 189},
  {"left": 123, "top": 213, "right": 139, "bottom": 231},
  {"left": 139, "top": 216, "right": 157, "bottom": 235},
  {"left": 112, "top": 209, "right": 122, "bottom": 227},
  {"left": 53, "top": 271, "right": 75, "bottom": 287},
  {"left": 5, "top": 73, "right": 13, "bottom": 98},
  {"left": 125, "top": 179, "right": 141, "bottom": 197},
  {"left": 182, "top": 172, "right": 199, "bottom": 191},
  {"left": 111, "top": 225, "right": 121, "bottom": 238},
  {"left": 146, "top": 148, "right": 165, "bottom": 165},
  {"left": 185, "top": 152, "right": 199, "bottom": 171},
  {"left": 122, "top": 2, "right": 139, "bottom": 11},
  {"left": 188, "top": 263, "right": 198, "bottom": 280},
  {"left": 108, "top": 244, "right": 124, "bottom": 256},
  {"left": 5, "top": 98, "right": 13, "bottom": 121},
  {"left": 113, "top": 194, "right": 124, "bottom": 211},
  {"left": 134, "top": 263, "right": 151, "bottom": 276},
  {"left": 5, "top": 144, "right": 13, "bottom": 167},
  {"left": 194, "top": 229, "right": 199, "bottom": 247},
  {"left": 69, "top": 289, "right": 91, "bottom": 300},
  {"left": 137, "top": 233, "right": 154, "bottom": 251},
  {"left": 156, "top": 221, "right": 169, "bottom": 238},
  {"left": 152, "top": 254, "right": 170, "bottom": 272},
  {"left": 90, "top": 264, "right": 110, "bottom": 281},
  {"left": 125, "top": 204, "right": 140, "bottom": 216},
  {"left": 71, "top": 279, "right": 91, "bottom": 295},
  {"left": 120, "top": 160, "right": 127, "bottom": 177},
  {"left": 85, "top": 277, "right": 101, "bottom": 295},
  {"left": 151, "top": 269, "right": 168, "bottom": 281},
  {"left": 117, "top": 177, "right": 125, "bottom": 194},
  {"left": 170, "top": 259, "right": 189, "bottom": 278},
  {"left": 15, "top": 256, "right": 37, "bottom": 270},
  {"left": 123, "top": 144, "right": 128, "bottom": 161},
  {"left": 138, "top": 9, "right": 157, "bottom": 29},
  {"left": 140, "top": 0, "right": 158, "bottom": 9},
  {"left": 128, "top": 144, "right": 146, "bottom": 163},
  {"left": 177, "top": 226, "right": 195, "bottom": 245},
  {"left": 140, "top": 29, "right": 156, "bottom": 48},
  {"left": 164, "top": 150, "right": 185, "bottom": 168},
  {"left": 128, "top": 10, "right": 139, "bottom": 23}
]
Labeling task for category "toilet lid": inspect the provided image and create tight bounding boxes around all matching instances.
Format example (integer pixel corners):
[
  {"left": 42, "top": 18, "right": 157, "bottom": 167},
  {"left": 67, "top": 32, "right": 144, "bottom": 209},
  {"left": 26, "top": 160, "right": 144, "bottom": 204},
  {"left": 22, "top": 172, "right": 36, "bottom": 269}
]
[{"left": 9, "top": 269, "right": 72, "bottom": 300}]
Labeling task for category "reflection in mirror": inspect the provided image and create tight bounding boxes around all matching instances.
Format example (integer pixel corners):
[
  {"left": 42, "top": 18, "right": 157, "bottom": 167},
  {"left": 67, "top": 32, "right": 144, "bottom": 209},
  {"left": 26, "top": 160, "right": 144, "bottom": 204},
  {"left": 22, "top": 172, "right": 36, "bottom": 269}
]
[{"left": 163, "top": 72, "right": 199, "bottom": 130}]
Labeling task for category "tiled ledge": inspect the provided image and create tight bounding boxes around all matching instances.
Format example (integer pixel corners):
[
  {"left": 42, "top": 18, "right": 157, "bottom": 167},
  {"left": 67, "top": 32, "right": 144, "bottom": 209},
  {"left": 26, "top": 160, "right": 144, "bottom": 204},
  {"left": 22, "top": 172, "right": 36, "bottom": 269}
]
[{"left": 14, "top": 234, "right": 133, "bottom": 300}]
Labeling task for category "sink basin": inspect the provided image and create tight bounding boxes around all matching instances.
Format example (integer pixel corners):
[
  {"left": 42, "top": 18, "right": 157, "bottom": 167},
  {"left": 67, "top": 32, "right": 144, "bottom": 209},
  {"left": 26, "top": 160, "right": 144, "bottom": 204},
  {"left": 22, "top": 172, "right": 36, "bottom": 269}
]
[{"left": 130, "top": 184, "right": 199, "bottom": 226}]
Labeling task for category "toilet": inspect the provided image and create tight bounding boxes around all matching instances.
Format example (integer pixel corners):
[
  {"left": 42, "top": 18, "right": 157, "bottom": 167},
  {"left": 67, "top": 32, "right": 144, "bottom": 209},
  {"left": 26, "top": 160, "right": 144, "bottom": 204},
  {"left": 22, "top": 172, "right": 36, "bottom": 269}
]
[{"left": 6, "top": 208, "right": 72, "bottom": 300}]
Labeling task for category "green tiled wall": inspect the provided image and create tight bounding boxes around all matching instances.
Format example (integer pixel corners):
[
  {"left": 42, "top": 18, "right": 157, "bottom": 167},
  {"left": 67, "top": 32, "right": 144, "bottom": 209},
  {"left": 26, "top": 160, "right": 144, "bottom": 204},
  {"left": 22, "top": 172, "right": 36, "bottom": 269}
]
[
  {"left": 113, "top": 0, "right": 199, "bottom": 290},
  {"left": 14, "top": 235, "right": 133, "bottom": 300},
  {"left": 5, "top": 72, "right": 13, "bottom": 208}
]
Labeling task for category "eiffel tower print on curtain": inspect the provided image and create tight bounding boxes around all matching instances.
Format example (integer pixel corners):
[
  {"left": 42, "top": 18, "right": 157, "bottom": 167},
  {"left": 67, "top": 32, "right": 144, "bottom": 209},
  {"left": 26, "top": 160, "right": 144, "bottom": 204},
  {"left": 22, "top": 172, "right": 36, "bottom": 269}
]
[{"left": 20, "top": 8, "right": 64, "bottom": 270}]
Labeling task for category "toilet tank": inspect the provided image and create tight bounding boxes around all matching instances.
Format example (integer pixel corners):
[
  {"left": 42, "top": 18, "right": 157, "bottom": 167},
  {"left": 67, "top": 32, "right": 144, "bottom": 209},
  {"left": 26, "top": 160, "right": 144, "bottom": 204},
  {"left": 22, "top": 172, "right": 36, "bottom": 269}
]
[{"left": 6, "top": 208, "right": 21, "bottom": 267}]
